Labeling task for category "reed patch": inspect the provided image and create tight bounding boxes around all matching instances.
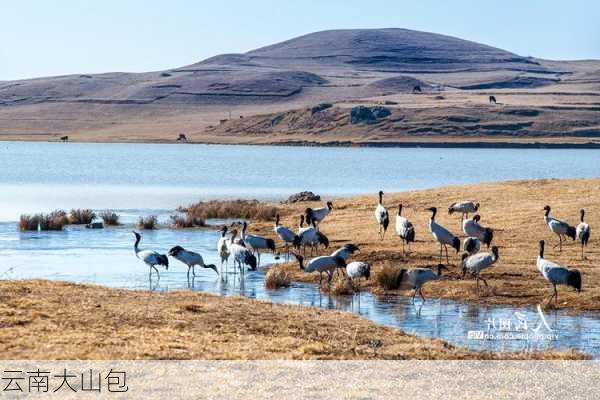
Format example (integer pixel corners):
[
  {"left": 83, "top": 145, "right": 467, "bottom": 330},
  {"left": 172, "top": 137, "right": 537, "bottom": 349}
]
[
  {"left": 19, "top": 210, "right": 69, "bottom": 231},
  {"left": 178, "top": 199, "right": 278, "bottom": 221}
]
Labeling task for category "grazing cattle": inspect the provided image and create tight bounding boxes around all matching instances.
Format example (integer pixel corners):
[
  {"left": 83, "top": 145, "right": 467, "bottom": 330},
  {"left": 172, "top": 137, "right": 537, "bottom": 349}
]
[
  {"left": 177, "top": 134, "right": 188, "bottom": 142},
  {"left": 60, "top": 136, "right": 69, "bottom": 142},
  {"left": 489, "top": 96, "right": 497, "bottom": 104}
]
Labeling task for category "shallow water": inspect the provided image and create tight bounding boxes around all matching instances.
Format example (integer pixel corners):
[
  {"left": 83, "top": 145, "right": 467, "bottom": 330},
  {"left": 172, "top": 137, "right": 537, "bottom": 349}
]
[
  {"left": 2, "top": 141, "right": 600, "bottom": 220},
  {"left": 2, "top": 222, "right": 599, "bottom": 357},
  {"left": 1, "top": 141, "right": 600, "bottom": 357}
]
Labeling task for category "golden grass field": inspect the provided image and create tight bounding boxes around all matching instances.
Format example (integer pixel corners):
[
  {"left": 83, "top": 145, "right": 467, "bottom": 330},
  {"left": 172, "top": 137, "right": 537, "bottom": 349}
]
[
  {"left": 256, "top": 178, "right": 600, "bottom": 312},
  {"left": 0, "top": 280, "right": 586, "bottom": 360}
]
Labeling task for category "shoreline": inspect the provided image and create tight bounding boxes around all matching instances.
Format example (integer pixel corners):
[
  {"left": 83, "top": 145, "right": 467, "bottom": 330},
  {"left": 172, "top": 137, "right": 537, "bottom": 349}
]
[
  {"left": 0, "top": 279, "right": 587, "bottom": 360},
  {"left": 3, "top": 137, "right": 600, "bottom": 149}
]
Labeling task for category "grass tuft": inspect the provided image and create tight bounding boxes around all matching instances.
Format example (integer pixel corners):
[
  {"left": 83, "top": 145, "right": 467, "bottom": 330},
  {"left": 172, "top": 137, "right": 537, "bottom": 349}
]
[
  {"left": 178, "top": 199, "right": 278, "bottom": 221},
  {"left": 169, "top": 214, "right": 206, "bottom": 229},
  {"left": 329, "top": 277, "right": 355, "bottom": 295},
  {"left": 265, "top": 268, "right": 292, "bottom": 289},
  {"left": 137, "top": 215, "right": 158, "bottom": 230},
  {"left": 99, "top": 210, "right": 120, "bottom": 226},
  {"left": 68, "top": 209, "right": 96, "bottom": 225},
  {"left": 19, "top": 210, "right": 69, "bottom": 231},
  {"left": 375, "top": 264, "right": 403, "bottom": 290}
]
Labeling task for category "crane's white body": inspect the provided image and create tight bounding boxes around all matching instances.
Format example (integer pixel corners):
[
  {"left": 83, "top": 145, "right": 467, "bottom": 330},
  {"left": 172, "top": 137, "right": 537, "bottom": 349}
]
[
  {"left": 395, "top": 204, "right": 415, "bottom": 253},
  {"left": 398, "top": 265, "right": 446, "bottom": 302},
  {"left": 133, "top": 231, "right": 168, "bottom": 279},
  {"left": 427, "top": 207, "right": 460, "bottom": 263},
  {"left": 576, "top": 209, "right": 591, "bottom": 259},
  {"left": 543, "top": 206, "right": 576, "bottom": 252},
  {"left": 375, "top": 191, "right": 390, "bottom": 240},
  {"left": 462, "top": 246, "right": 499, "bottom": 291},
  {"left": 346, "top": 261, "right": 370, "bottom": 281}
]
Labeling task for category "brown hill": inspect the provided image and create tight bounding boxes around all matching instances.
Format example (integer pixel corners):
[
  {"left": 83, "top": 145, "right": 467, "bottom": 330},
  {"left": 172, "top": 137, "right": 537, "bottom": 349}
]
[{"left": 0, "top": 28, "right": 599, "bottom": 143}]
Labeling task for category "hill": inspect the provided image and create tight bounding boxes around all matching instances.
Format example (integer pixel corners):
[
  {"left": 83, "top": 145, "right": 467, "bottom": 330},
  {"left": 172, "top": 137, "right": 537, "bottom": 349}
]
[{"left": 1, "top": 28, "right": 599, "bottom": 144}]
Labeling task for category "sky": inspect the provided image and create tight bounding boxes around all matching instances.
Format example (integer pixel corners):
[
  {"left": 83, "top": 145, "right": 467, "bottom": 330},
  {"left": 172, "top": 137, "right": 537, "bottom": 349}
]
[{"left": 1, "top": 0, "right": 599, "bottom": 80}]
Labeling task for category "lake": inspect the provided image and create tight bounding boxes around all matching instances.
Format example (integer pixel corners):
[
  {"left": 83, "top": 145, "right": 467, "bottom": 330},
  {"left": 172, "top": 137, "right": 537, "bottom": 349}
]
[{"left": 1, "top": 141, "right": 599, "bottom": 357}]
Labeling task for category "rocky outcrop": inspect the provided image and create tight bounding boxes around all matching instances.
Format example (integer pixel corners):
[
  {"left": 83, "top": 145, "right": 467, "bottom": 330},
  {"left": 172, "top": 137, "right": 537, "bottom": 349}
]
[
  {"left": 284, "top": 191, "right": 321, "bottom": 203},
  {"left": 350, "top": 106, "right": 391, "bottom": 124}
]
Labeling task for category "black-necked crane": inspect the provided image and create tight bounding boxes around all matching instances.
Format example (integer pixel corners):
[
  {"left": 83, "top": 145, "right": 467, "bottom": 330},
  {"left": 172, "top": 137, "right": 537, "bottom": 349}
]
[
  {"left": 168, "top": 246, "right": 218, "bottom": 280},
  {"left": 298, "top": 216, "right": 329, "bottom": 256},
  {"left": 294, "top": 254, "right": 346, "bottom": 286},
  {"left": 576, "top": 209, "right": 591, "bottom": 259},
  {"left": 305, "top": 201, "right": 333, "bottom": 227},
  {"left": 543, "top": 205, "right": 576, "bottom": 252},
  {"left": 537, "top": 240, "right": 581, "bottom": 306},
  {"left": 217, "top": 226, "right": 231, "bottom": 275},
  {"left": 346, "top": 261, "right": 370, "bottom": 284},
  {"left": 397, "top": 264, "right": 448, "bottom": 303},
  {"left": 448, "top": 201, "right": 480, "bottom": 228},
  {"left": 331, "top": 243, "right": 360, "bottom": 261},
  {"left": 427, "top": 207, "right": 460, "bottom": 264},
  {"left": 461, "top": 246, "right": 499, "bottom": 293},
  {"left": 462, "top": 215, "right": 494, "bottom": 247},
  {"left": 375, "top": 191, "right": 390, "bottom": 240},
  {"left": 132, "top": 231, "right": 168, "bottom": 279},
  {"left": 241, "top": 221, "right": 275, "bottom": 267},
  {"left": 395, "top": 204, "right": 415, "bottom": 254},
  {"left": 274, "top": 214, "right": 301, "bottom": 260},
  {"left": 228, "top": 229, "right": 257, "bottom": 275},
  {"left": 463, "top": 237, "right": 481, "bottom": 255}
]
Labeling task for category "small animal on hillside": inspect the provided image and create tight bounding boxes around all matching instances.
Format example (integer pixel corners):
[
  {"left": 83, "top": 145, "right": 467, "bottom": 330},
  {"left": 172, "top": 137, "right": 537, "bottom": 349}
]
[
  {"left": 177, "top": 134, "right": 188, "bottom": 141},
  {"left": 413, "top": 85, "right": 422, "bottom": 93},
  {"left": 489, "top": 95, "right": 497, "bottom": 104},
  {"left": 60, "top": 135, "right": 69, "bottom": 142}
]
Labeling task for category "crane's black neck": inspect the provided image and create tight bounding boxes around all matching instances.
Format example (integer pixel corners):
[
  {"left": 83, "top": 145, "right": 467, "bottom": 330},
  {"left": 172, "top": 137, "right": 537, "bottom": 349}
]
[{"left": 539, "top": 241, "right": 545, "bottom": 258}]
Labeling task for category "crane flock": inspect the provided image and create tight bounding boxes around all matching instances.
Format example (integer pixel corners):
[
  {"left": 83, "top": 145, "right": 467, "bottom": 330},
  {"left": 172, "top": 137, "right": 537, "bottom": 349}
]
[{"left": 131, "top": 191, "right": 591, "bottom": 307}]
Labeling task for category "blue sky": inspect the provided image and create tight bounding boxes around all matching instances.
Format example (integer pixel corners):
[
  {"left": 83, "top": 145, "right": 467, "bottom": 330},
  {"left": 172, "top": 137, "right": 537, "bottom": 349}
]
[{"left": 1, "top": 0, "right": 599, "bottom": 80}]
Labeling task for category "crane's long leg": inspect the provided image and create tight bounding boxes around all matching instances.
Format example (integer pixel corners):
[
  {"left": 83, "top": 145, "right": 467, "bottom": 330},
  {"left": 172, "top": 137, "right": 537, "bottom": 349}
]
[
  {"left": 438, "top": 243, "right": 443, "bottom": 264},
  {"left": 554, "top": 284, "right": 558, "bottom": 306},
  {"left": 419, "top": 287, "right": 426, "bottom": 302},
  {"left": 187, "top": 266, "right": 191, "bottom": 282},
  {"left": 411, "top": 289, "right": 417, "bottom": 304},
  {"left": 444, "top": 245, "right": 449, "bottom": 264}
]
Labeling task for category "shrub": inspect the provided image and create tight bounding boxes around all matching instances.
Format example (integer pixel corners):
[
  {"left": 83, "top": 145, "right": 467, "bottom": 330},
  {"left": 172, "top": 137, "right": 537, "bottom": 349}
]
[
  {"left": 68, "top": 209, "right": 96, "bottom": 225},
  {"left": 264, "top": 268, "right": 291, "bottom": 289},
  {"left": 137, "top": 215, "right": 158, "bottom": 230},
  {"left": 178, "top": 199, "right": 278, "bottom": 221},
  {"left": 329, "top": 277, "right": 355, "bottom": 295},
  {"left": 169, "top": 214, "right": 206, "bottom": 228},
  {"left": 375, "top": 264, "right": 403, "bottom": 290},
  {"left": 99, "top": 210, "right": 120, "bottom": 226},
  {"left": 19, "top": 210, "right": 68, "bottom": 231}
]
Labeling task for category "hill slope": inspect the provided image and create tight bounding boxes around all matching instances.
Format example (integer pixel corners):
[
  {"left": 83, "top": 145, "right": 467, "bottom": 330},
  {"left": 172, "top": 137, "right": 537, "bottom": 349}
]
[{"left": 0, "top": 28, "right": 599, "bottom": 143}]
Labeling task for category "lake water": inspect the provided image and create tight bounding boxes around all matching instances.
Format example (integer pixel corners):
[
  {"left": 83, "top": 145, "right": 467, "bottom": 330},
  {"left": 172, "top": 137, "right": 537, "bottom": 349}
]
[
  {"left": 1, "top": 141, "right": 599, "bottom": 357},
  {"left": 2, "top": 141, "right": 600, "bottom": 220}
]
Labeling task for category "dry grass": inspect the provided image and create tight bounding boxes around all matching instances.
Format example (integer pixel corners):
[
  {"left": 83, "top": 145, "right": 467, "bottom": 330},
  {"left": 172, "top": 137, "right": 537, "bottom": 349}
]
[
  {"left": 264, "top": 267, "right": 292, "bottom": 289},
  {"left": 179, "top": 199, "right": 278, "bottom": 221},
  {"left": 137, "top": 215, "right": 158, "bottom": 230},
  {"left": 169, "top": 214, "right": 206, "bottom": 229},
  {"left": 329, "top": 276, "right": 355, "bottom": 295},
  {"left": 375, "top": 263, "right": 403, "bottom": 290},
  {"left": 99, "top": 210, "right": 120, "bottom": 226},
  {"left": 68, "top": 208, "right": 96, "bottom": 225},
  {"left": 0, "top": 280, "right": 586, "bottom": 360},
  {"left": 246, "top": 178, "right": 600, "bottom": 312},
  {"left": 18, "top": 210, "right": 69, "bottom": 231}
]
